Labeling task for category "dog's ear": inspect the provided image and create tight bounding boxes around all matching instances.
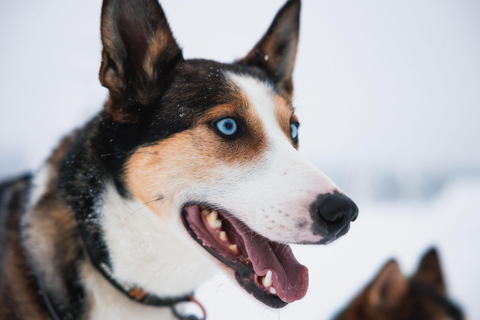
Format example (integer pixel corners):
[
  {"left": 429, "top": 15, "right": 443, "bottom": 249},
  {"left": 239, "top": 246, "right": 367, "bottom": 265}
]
[
  {"left": 368, "top": 259, "right": 408, "bottom": 309},
  {"left": 236, "top": 0, "right": 300, "bottom": 101},
  {"left": 412, "top": 247, "right": 446, "bottom": 295},
  {"left": 99, "top": 0, "right": 183, "bottom": 122}
]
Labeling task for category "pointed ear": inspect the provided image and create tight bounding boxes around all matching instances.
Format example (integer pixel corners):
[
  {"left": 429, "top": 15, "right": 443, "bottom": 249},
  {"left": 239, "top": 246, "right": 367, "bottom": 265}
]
[
  {"left": 368, "top": 260, "right": 408, "bottom": 309},
  {"left": 236, "top": 0, "right": 300, "bottom": 101},
  {"left": 412, "top": 247, "right": 446, "bottom": 295},
  {"left": 99, "top": 0, "right": 183, "bottom": 122}
]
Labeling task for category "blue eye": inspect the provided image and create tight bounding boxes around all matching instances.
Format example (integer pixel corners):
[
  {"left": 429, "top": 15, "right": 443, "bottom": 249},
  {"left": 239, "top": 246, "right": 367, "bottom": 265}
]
[
  {"left": 290, "top": 123, "right": 299, "bottom": 141},
  {"left": 216, "top": 118, "right": 238, "bottom": 136}
]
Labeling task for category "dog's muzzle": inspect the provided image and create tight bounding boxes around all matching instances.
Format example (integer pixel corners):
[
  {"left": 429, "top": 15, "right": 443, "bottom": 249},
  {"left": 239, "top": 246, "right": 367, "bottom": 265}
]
[{"left": 310, "top": 191, "right": 359, "bottom": 243}]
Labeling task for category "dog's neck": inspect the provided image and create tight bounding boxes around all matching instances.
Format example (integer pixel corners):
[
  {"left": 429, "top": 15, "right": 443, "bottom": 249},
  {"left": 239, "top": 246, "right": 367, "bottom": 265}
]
[
  {"left": 23, "top": 153, "right": 216, "bottom": 319},
  {"left": 93, "top": 183, "right": 217, "bottom": 298},
  {"left": 82, "top": 183, "right": 216, "bottom": 319},
  {"left": 80, "top": 262, "right": 183, "bottom": 320}
]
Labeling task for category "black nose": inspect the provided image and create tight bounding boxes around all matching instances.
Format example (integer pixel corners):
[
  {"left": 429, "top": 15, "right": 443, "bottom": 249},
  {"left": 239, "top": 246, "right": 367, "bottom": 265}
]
[{"left": 310, "top": 191, "right": 358, "bottom": 243}]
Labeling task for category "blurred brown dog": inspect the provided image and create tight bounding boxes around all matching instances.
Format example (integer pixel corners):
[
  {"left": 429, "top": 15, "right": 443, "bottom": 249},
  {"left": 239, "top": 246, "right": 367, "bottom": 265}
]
[{"left": 333, "top": 248, "right": 464, "bottom": 320}]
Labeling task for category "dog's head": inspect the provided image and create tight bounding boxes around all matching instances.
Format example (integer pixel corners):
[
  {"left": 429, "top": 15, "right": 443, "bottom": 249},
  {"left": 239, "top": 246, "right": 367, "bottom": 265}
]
[
  {"left": 333, "top": 248, "right": 464, "bottom": 320},
  {"left": 97, "top": 0, "right": 358, "bottom": 308}
]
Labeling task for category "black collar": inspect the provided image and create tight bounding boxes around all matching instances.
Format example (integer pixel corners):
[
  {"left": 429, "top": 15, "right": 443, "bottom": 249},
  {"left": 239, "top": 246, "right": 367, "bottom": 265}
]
[
  {"left": 73, "top": 219, "right": 206, "bottom": 320},
  {"left": 36, "top": 258, "right": 206, "bottom": 320},
  {"left": 96, "top": 262, "right": 206, "bottom": 320}
]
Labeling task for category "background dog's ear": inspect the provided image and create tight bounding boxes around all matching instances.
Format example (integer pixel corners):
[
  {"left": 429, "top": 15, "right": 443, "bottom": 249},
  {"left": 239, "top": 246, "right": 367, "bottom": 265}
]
[
  {"left": 368, "top": 259, "right": 408, "bottom": 309},
  {"left": 236, "top": 0, "right": 300, "bottom": 101},
  {"left": 412, "top": 247, "right": 446, "bottom": 295},
  {"left": 99, "top": 0, "right": 183, "bottom": 122}
]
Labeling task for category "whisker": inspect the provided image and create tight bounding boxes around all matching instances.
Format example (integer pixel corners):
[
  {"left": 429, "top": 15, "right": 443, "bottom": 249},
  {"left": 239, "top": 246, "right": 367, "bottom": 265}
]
[
  {"left": 126, "top": 195, "right": 164, "bottom": 219},
  {"left": 100, "top": 151, "right": 127, "bottom": 157}
]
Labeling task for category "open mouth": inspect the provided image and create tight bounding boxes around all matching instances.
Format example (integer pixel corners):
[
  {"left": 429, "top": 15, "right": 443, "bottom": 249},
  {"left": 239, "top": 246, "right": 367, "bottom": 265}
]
[{"left": 181, "top": 204, "right": 308, "bottom": 308}]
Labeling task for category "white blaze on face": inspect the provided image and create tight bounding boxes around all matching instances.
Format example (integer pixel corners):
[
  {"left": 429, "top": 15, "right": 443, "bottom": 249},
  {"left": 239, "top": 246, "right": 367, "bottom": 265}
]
[
  {"left": 125, "top": 72, "right": 342, "bottom": 245},
  {"left": 205, "top": 73, "right": 340, "bottom": 243}
]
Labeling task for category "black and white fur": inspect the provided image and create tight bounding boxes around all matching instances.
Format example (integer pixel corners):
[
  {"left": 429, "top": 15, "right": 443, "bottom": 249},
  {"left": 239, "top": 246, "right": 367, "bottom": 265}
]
[{"left": 0, "top": 0, "right": 358, "bottom": 319}]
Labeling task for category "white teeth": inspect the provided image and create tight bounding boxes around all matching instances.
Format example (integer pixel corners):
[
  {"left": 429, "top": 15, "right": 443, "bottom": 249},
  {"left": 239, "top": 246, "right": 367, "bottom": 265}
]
[
  {"left": 262, "top": 270, "right": 273, "bottom": 288},
  {"left": 269, "top": 287, "right": 277, "bottom": 295},
  {"left": 210, "top": 210, "right": 217, "bottom": 220},
  {"left": 207, "top": 210, "right": 222, "bottom": 229},
  {"left": 229, "top": 244, "right": 239, "bottom": 254},
  {"left": 217, "top": 231, "right": 228, "bottom": 241}
]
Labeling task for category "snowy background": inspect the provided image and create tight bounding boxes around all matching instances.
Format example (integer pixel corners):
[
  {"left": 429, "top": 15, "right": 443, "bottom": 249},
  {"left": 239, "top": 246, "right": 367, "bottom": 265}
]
[{"left": 1, "top": 0, "right": 479, "bottom": 319}]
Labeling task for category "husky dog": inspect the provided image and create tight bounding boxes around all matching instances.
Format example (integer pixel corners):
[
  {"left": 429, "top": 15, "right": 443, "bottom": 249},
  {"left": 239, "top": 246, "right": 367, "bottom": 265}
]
[
  {"left": 333, "top": 248, "right": 464, "bottom": 320},
  {"left": 0, "top": 0, "right": 358, "bottom": 319}
]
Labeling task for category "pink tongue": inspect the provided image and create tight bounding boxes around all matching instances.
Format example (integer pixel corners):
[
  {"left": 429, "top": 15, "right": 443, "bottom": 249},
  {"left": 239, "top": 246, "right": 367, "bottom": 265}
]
[{"left": 228, "top": 217, "right": 309, "bottom": 303}]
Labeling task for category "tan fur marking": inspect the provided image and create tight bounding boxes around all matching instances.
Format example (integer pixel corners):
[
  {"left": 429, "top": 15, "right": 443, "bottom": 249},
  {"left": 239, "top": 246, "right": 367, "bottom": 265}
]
[
  {"left": 20, "top": 134, "right": 83, "bottom": 314},
  {"left": 237, "top": 31, "right": 298, "bottom": 101},
  {"left": 99, "top": 15, "right": 125, "bottom": 95},
  {"left": 274, "top": 95, "right": 298, "bottom": 148},
  {"left": 125, "top": 101, "right": 267, "bottom": 216},
  {"left": 0, "top": 179, "right": 50, "bottom": 320},
  {"left": 143, "top": 29, "right": 174, "bottom": 79},
  {"left": 104, "top": 97, "right": 132, "bottom": 123},
  {"left": 48, "top": 133, "right": 78, "bottom": 167}
]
